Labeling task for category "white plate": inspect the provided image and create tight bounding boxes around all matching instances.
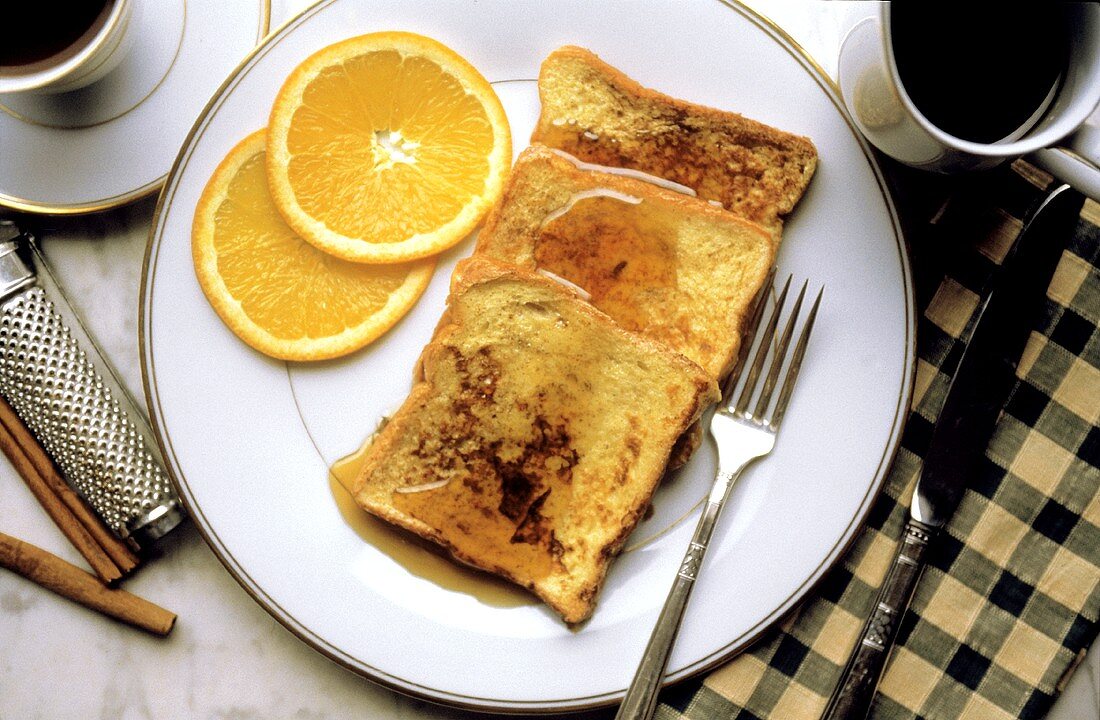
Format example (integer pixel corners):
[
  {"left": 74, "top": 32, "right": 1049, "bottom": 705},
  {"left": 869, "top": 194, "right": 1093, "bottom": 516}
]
[
  {"left": 0, "top": 0, "right": 269, "bottom": 215},
  {"left": 141, "top": 0, "right": 914, "bottom": 712}
]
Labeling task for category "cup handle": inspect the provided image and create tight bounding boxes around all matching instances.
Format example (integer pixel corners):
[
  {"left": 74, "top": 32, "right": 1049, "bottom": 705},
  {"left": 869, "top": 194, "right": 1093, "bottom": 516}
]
[{"left": 1027, "top": 124, "right": 1100, "bottom": 202}]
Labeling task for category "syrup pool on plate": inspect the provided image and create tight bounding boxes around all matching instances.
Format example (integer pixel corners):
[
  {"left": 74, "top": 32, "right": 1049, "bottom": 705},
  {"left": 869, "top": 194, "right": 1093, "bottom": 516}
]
[{"left": 329, "top": 439, "right": 534, "bottom": 609}]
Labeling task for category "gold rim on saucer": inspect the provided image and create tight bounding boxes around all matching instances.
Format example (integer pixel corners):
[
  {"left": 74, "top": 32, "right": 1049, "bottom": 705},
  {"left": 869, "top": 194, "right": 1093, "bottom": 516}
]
[{"left": 0, "top": 0, "right": 270, "bottom": 216}]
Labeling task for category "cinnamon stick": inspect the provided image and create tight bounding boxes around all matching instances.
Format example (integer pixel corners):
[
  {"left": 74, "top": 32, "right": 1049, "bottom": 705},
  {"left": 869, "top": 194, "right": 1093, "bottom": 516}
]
[
  {"left": 0, "top": 421, "right": 122, "bottom": 585},
  {"left": 0, "top": 531, "right": 175, "bottom": 636},
  {"left": 0, "top": 398, "right": 139, "bottom": 574}
]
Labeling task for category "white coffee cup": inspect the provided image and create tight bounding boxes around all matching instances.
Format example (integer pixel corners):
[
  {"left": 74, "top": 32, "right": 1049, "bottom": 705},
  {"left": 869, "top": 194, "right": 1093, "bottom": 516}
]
[
  {"left": 837, "top": 3, "right": 1100, "bottom": 199},
  {"left": 0, "top": 0, "right": 134, "bottom": 95}
]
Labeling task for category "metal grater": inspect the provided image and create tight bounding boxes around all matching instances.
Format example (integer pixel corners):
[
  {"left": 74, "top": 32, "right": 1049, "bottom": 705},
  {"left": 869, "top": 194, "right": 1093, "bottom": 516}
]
[{"left": 0, "top": 222, "right": 183, "bottom": 550}]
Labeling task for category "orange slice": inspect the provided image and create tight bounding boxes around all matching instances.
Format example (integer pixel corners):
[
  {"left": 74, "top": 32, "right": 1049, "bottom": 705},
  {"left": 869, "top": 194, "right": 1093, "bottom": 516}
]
[
  {"left": 266, "top": 31, "right": 512, "bottom": 263},
  {"left": 192, "top": 130, "right": 434, "bottom": 361}
]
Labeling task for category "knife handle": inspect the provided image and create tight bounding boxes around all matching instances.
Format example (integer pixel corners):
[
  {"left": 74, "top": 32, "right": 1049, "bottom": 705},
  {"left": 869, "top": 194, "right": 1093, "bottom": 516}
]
[{"left": 821, "top": 519, "right": 936, "bottom": 720}]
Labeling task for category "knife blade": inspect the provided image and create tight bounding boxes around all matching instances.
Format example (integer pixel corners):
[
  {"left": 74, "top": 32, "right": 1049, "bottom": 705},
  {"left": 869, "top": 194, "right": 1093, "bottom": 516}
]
[{"left": 821, "top": 183, "right": 1085, "bottom": 720}]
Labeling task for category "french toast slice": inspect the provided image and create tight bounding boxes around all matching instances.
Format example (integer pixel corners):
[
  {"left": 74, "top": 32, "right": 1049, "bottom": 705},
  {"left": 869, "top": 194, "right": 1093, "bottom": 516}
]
[
  {"left": 351, "top": 257, "right": 719, "bottom": 623},
  {"left": 476, "top": 145, "right": 775, "bottom": 384},
  {"left": 531, "top": 46, "right": 818, "bottom": 234}
]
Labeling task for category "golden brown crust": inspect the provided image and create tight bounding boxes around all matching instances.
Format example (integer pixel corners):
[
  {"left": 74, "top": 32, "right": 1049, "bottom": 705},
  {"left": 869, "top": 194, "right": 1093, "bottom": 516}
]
[
  {"left": 531, "top": 46, "right": 817, "bottom": 233},
  {"left": 350, "top": 45, "right": 819, "bottom": 624},
  {"left": 353, "top": 257, "right": 718, "bottom": 623},
  {"left": 476, "top": 145, "right": 775, "bottom": 383}
]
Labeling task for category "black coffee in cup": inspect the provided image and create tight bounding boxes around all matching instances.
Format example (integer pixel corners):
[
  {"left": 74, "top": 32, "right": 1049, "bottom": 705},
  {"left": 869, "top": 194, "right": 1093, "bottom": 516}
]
[
  {"left": 890, "top": 7, "right": 1068, "bottom": 143},
  {"left": 0, "top": 2, "right": 112, "bottom": 72}
]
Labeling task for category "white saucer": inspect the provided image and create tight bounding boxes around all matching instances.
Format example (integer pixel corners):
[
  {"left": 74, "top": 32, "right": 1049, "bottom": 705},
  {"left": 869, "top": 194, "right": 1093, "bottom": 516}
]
[{"left": 0, "top": 0, "right": 270, "bottom": 215}]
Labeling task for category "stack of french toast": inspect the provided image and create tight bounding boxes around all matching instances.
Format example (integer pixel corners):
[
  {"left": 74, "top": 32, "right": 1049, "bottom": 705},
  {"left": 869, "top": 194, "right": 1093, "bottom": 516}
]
[{"left": 351, "top": 46, "right": 817, "bottom": 624}]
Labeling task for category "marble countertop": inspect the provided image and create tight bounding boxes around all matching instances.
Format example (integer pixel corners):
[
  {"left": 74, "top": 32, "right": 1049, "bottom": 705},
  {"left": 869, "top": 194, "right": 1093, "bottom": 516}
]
[{"left": 1, "top": 3, "right": 1096, "bottom": 718}]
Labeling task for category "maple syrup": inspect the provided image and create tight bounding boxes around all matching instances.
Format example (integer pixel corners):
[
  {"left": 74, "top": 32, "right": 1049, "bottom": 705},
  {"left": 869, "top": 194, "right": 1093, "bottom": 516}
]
[
  {"left": 546, "top": 148, "right": 696, "bottom": 196},
  {"left": 328, "top": 439, "right": 534, "bottom": 609}
]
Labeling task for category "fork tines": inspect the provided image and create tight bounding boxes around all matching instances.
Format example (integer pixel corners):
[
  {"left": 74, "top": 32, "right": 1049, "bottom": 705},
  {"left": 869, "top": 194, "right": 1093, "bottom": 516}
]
[{"left": 726, "top": 272, "right": 823, "bottom": 430}]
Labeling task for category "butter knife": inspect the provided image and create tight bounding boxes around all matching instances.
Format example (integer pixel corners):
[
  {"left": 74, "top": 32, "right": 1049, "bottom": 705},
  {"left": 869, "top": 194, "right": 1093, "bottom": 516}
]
[
  {"left": 0, "top": 221, "right": 184, "bottom": 551},
  {"left": 821, "top": 183, "right": 1085, "bottom": 719}
]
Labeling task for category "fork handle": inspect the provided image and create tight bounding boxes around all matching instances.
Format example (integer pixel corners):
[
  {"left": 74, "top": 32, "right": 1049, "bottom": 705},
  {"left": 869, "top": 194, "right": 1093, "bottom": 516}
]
[
  {"left": 820, "top": 518, "right": 936, "bottom": 720},
  {"left": 615, "top": 472, "right": 738, "bottom": 720}
]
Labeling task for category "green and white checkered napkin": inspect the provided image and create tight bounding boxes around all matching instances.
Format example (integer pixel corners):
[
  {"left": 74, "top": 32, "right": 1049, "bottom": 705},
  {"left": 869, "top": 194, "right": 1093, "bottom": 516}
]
[{"left": 658, "top": 162, "right": 1100, "bottom": 720}]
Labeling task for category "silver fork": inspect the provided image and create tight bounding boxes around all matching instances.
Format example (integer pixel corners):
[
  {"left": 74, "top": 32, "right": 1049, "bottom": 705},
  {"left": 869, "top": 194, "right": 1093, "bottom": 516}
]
[{"left": 614, "top": 273, "right": 823, "bottom": 720}]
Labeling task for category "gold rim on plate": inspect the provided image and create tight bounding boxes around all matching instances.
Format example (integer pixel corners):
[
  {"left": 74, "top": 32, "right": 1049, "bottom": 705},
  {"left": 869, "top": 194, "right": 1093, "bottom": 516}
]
[{"left": 140, "top": 0, "right": 916, "bottom": 712}]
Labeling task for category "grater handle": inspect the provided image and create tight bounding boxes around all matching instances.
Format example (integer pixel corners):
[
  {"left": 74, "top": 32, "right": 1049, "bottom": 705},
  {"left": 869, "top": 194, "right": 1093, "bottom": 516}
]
[{"left": 0, "top": 233, "right": 183, "bottom": 550}]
